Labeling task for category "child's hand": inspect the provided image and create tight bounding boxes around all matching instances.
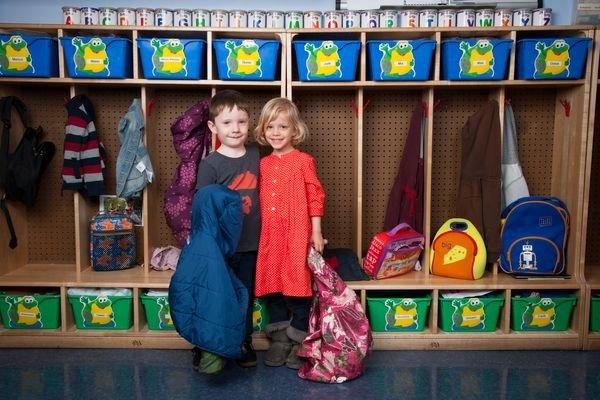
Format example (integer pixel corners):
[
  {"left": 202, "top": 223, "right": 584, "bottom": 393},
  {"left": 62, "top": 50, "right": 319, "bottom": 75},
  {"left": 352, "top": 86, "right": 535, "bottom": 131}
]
[{"left": 311, "top": 231, "right": 325, "bottom": 253}]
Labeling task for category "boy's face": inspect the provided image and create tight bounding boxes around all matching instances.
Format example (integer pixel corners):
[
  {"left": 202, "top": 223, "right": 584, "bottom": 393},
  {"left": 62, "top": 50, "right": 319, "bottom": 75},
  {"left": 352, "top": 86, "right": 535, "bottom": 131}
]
[{"left": 208, "top": 105, "right": 249, "bottom": 150}]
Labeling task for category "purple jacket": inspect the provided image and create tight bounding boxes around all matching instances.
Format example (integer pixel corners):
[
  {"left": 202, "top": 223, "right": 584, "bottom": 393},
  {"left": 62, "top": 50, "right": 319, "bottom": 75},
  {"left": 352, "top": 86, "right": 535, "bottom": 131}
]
[
  {"left": 383, "top": 102, "right": 424, "bottom": 233},
  {"left": 163, "top": 100, "right": 211, "bottom": 245}
]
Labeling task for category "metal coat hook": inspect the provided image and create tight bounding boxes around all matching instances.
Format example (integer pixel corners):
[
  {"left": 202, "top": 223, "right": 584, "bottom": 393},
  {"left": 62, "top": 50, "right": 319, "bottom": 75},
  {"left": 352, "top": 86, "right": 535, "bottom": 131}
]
[
  {"left": 146, "top": 99, "right": 156, "bottom": 117},
  {"left": 560, "top": 99, "right": 571, "bottom": 117},
  {"left": 350, "top": 99, "right": 371, "bottom": 117},
  {"left": 422, "top": 99, "right": 441, "bottom": 118}
]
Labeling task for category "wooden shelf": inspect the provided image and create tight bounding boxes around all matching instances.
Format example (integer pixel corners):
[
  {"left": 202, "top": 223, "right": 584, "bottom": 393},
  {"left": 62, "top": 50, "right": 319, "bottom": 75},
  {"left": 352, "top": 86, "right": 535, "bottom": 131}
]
[
  {"left": 347, "top": 271, "right": 582, "bottom": 290},
  {"left": 585, "top": 267, "right": 600, "bottom": 288},
  {"left": 372, "top": 329, "right": 580, "bottom": 350},
  {"left": 288, "top": 80, "right": 586, "bottom": 88},
  {"left": 0, "top": 264, "right": 173, "bottom": 288},
  {"left": 0, "top": 265, "right": 582, "bottom": 290},
  {"left": 0, "top": 77, "right": 284, "bottom": 87},
  {"left": 587, "top": 333, "right": 600, "bottom": 350}
]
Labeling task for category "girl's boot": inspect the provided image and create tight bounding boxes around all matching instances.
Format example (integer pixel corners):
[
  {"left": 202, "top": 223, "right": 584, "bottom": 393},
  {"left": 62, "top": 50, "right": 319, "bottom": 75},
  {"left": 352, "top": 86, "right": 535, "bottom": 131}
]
[
  {"left": 285, "top": 326, "right": 307, "bottom": 370},
  {"left": 264, "top": 322, "right": 292, "bottom": 367}
]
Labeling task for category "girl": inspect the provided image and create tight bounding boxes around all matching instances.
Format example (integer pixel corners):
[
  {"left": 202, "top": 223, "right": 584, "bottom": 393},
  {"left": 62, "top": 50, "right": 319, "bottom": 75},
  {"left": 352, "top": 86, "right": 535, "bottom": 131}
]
[{"left": 254, "top": 98, "right": 325, "bottom": 370}]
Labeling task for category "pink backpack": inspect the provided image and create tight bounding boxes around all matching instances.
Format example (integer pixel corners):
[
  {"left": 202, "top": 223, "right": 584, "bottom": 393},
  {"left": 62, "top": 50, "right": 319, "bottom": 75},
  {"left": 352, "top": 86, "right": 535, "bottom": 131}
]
[
  {"left": 298, "top": 248, "right": 373, "bottom": 383},
  {"left": 163, "top": 100, "right": 211, "bottom": 245}
]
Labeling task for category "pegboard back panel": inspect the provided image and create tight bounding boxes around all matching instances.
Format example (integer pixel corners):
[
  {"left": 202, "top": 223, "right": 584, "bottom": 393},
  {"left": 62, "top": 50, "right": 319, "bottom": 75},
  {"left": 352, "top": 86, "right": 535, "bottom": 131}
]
[
  {"left": 293, "top": 92, "right": 357, "bottom": 249},
  {"left": 505, "top": 89, "right": 556, "bottom": 197},
  {"left": 431, "top": 89, "right": 490, "bottom": 234},
  {"left": 17, "top": 87, "right": 76, "bottom": 264},
  {"left": 85, "top": 87, "right": 142, "bottom": 197},
  {"left": 148, "top": 88, "right": 280, "bottom": 248},
  {"left": 362, "top": 90, "right": 422, "bottom": 255},
  {"left": 586, "top": 101, "right": 600, "bottom": 264}
]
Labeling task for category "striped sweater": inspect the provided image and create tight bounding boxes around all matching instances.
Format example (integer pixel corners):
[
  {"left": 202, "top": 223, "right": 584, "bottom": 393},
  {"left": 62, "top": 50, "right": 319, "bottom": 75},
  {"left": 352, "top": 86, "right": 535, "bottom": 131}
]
[{"left": 61, "top": 95, "right": 106, "bottom": 197}]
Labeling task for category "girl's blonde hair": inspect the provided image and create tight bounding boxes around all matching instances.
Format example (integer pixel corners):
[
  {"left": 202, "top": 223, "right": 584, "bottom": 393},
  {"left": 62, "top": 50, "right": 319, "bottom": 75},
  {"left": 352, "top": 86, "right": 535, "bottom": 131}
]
[{"left": 254, "top": 98, "right": 309, "bottom": 146}]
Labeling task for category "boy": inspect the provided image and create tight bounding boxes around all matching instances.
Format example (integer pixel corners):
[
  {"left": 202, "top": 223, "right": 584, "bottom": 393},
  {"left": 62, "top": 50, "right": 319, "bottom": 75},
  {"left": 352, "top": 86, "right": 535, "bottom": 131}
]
[{"left": 194, "top": 90, "right": 260, "bottom": 371}]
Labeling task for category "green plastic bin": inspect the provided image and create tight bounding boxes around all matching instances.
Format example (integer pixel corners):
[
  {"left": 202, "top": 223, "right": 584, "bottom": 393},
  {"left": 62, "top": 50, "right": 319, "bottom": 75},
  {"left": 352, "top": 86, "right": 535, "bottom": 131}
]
[
  {"left": 140, "top": 292, "right": 175, "bottom": 330},
  {"left": 591, "top": 294, "right": 600, "bottom": 332},
  {"left": 68, "top": 293, "right": 132, "bottom": 330},
  {"left": 439, "top": 292, "right": 504, "bottom": 332},
  {"left": 367, "top": 293, "right": 431, "bottom": 332},
  {"left": 511, "top": 292, "right": 576, "bottom": 331},
  {"left": 253, "top": 298, "right": 270, "bottom": 332},
  {"left": 0, "top": 292, "right": 60, "bottom": 329}
]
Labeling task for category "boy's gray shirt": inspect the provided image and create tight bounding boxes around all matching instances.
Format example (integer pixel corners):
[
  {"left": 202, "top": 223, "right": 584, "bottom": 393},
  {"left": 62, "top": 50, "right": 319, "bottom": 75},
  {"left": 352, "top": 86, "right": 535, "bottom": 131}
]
[{"left": 196, "top": 144, "right": 260, "bottom": 252}]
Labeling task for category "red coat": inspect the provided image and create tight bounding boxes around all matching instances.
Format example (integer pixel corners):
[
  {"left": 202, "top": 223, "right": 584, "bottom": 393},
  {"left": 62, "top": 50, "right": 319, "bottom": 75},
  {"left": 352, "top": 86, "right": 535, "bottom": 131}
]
[{"left": 255, "top": 150, "right": 325, "bottom": 297}]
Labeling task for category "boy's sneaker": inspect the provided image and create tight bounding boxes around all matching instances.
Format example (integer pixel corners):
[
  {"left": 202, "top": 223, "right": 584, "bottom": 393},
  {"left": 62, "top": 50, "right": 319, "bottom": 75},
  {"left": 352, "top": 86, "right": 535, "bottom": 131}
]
[
  {"left": 192, "top": 346, "right": 202, "bottom": 370},
  {"left": 236, "top": 341, "right": 257, "bottom": 368}
]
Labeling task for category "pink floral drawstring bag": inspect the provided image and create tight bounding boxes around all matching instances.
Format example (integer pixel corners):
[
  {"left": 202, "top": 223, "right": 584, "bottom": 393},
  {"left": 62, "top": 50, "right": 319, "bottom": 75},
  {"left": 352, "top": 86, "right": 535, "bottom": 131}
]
[{"left": 298, "top": 247, "right": 373, "bottom": 383}]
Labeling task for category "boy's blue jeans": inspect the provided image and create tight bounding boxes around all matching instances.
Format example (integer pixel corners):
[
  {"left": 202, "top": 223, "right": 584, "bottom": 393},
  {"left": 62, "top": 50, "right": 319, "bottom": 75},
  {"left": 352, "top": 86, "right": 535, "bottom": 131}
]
[{"left": 228, "top": 251, "right": 257, "bottom": 342}]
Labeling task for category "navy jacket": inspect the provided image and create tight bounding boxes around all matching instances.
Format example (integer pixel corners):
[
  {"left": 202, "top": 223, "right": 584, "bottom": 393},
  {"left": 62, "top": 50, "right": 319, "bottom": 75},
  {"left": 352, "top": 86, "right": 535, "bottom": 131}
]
[{"left": 169, "top": 184, "right": 247, "bottom": 359}]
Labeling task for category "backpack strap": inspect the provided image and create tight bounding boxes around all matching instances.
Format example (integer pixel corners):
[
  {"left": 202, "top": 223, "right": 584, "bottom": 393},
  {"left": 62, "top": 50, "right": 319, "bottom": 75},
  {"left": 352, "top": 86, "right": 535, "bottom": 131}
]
[
  {"left": 0, "top": 195, "right": 17, "bottom": 249},
  {"left": 0, "top": 96, "right": 27, "bottom": 186}
]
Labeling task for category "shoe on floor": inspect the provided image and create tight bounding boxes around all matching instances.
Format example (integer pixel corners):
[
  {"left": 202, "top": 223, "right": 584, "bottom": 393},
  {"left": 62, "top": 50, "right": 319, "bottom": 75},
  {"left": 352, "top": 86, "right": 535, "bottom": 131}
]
[
  {"left": 264, "top": 329, "right": 291, "bottom": 367},
  {"left": 198, "top": 351, "right": 225, "bottom": 374},
  {"left": 236, "top": 341, "right": 257, "bottom": 368},
  {"left": 285, "top": 343, "right": 303, "bottom": 370},
  {"left": 192, "top": 347, "right": 202, "bottom": 371}
]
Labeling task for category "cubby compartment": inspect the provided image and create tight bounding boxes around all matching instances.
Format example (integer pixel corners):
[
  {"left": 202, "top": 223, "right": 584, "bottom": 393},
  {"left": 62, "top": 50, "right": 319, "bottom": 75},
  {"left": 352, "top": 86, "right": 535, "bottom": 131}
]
[
  {"left": 367, "top": 290, "right": 432, "bottom": 332},
  {"left": 506, "top": 86, "right": 587, "bottom": 277},
  {"left": 140, "top": 289, "right": 174, "bottom": 330},
  {"left": 438, "top": 291, "right": 504, "bottom": 332},
  {"left": 511, "top": 290, "right": 577, "bottom": 331},
  {"left": 0, "top": 287, "right": 60, "bottom": 329},
  {"left": 362, "top": 89, "right": 424, "bottom": 256},
  {"left": 430, "top": 88, "right": 496, "bottom": 276},
  {"left": 212, "top": 31, "right": 284, "bottom": 82},
  {"left": 591, "top": 292, "right": 600, "bottom": 332},
  {"left": 60, "top": 35, "right": 133, "bottom": 79},
  {"left": 67, "top": 287, "right": 133, "bottom": 330},
  {"left": 145, "top": 87, "right": 280, "bottom": 266},
  {"left": 73, "top": 86, "right": 145, "bottom": 273},
  {"left": 0, "top": 32, "right": 58, "bottom": 77},
  {"left": 289, "top": 32, "right": 361, "bottom": 83},
  {"left": 0, "top": 85, "right": 76, "bottom": 275}
]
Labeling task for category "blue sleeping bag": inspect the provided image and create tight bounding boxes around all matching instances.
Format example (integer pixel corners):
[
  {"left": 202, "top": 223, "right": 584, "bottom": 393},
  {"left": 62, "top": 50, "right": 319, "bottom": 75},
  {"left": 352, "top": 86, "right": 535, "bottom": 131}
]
[{"left": 169, "top": 184, "right": 247, "bottom": 359}]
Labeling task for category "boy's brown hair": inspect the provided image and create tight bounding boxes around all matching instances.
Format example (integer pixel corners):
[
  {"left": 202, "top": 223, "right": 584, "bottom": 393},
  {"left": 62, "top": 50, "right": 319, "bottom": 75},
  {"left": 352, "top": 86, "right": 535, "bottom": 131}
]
[{"left": 209, "top": 89, "right": 250, "bottom": 121}]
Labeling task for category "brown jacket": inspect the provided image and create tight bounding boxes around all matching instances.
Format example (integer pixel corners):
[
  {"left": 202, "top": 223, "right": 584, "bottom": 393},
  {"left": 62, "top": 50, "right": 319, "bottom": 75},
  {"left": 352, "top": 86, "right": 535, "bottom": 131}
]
[{"left": 456, "top": 100, "right": 501, "bottom": 262}]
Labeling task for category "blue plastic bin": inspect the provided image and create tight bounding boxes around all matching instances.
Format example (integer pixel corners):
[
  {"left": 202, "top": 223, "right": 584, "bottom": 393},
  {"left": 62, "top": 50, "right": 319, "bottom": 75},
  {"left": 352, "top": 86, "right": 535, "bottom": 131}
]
[
  {"left": 0, "top": 33, "right": 58, "bottom": 77},
  {"left": 367, "top": 39, "right": 436, "bottom": 81},
  {"left": 516, "top": 37, "right": 592, "bottom": 80},
  {"left": 60, "top": 36, "right": 132, "bottom": 79},
  {"left": 213, "top": 39, "right": 279, "bottom": 80},
  {"left": 137, "top": 38, "right": 205, "bottom": 80},
  {"left": 293, "top": 39, "right": 360, "bottom": 81},
  {"left": 441, "top": 38, "right": 512, "bottom": 80}
]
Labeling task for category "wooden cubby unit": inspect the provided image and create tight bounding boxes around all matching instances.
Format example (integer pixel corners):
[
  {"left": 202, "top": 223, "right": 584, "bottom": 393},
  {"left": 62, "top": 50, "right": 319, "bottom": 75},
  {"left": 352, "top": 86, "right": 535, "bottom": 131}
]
[
  {"left": 0, "top": 24, "right": 597, "bottom": 350},
  {"left": 582, "top": 29, "right": 600, "bottom": 350}
]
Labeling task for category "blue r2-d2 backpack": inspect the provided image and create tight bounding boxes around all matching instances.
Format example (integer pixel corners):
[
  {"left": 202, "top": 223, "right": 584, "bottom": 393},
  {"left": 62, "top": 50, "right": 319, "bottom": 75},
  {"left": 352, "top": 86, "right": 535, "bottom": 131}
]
[{"left": 500, "top": 196, "right": 569, "bottom": 275}]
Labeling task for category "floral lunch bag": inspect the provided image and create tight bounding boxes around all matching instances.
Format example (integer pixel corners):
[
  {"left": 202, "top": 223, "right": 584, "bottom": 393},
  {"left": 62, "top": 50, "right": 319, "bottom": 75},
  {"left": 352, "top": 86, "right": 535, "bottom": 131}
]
[{"left": 90, "top": 212, "right": 136, "bottom": 271}]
